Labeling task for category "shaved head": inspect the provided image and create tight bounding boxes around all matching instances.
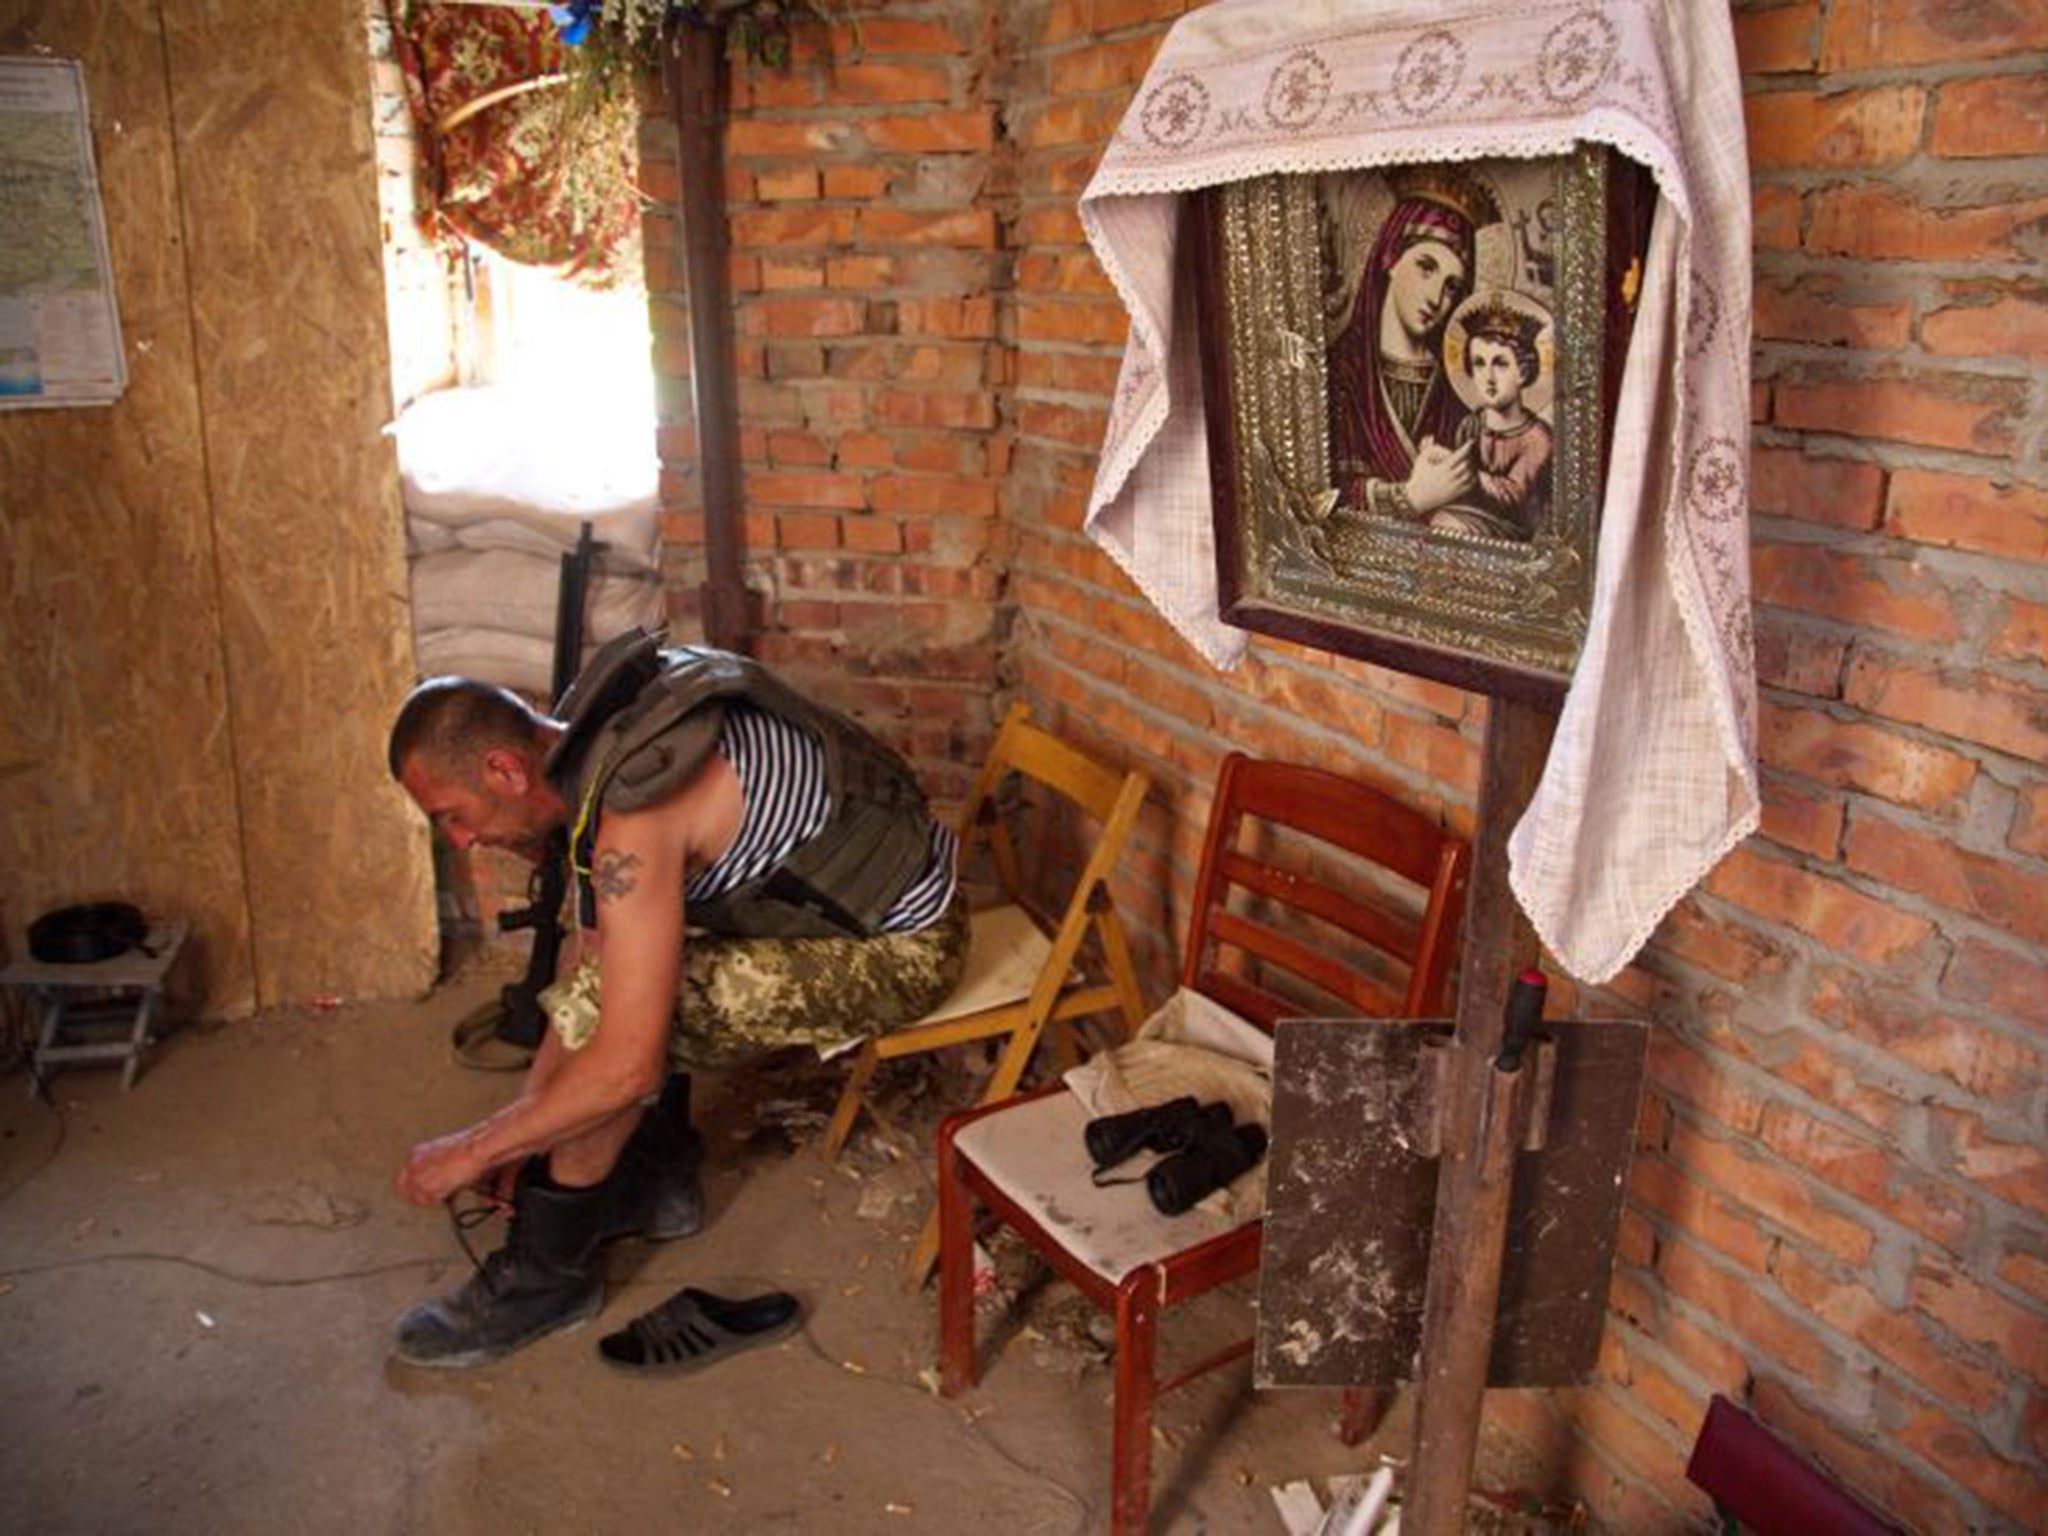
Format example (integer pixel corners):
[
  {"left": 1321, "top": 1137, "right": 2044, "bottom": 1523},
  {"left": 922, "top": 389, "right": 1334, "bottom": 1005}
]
[{"left": 387, "top": 677, "right": 547, "bottom": 784}]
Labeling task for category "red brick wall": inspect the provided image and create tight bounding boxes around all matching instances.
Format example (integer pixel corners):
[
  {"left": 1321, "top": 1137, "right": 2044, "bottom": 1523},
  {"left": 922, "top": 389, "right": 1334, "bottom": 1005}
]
[
  {"left": 651, "top": 2, "right": 2048, "bottom": 1528},
  {"left": 642, "top": 7, "right": 1006, "bottom": 812}
]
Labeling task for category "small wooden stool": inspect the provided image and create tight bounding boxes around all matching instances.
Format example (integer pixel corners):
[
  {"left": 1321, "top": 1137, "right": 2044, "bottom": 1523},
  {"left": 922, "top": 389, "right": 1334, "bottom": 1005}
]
[{"left": 3, "top": 918, "right": 188, "bottom": 1093}]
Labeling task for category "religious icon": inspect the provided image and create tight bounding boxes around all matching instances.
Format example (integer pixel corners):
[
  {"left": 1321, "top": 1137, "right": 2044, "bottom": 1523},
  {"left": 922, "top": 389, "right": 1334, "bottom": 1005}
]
[
  {"left": 1434, "top": 289, "right": 1556, "bottom": 543},
  {"left": 1195, "top": 146, "right": 1653, "bottom": 698},
  {"left": 1326, "top": 163, "right": 1504, "bottom": 528}
]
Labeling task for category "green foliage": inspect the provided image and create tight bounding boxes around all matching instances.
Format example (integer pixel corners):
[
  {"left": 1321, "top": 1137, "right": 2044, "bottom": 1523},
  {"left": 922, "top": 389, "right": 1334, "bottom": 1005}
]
[
  {"left": 572, "top": 0, "right": 818, "bottom": 74},
  {"left": 549, "top": 0, "right": 821, "bottom": 264},
  {"left": 723, "top": 1, "right": 817, "bottom": 69}
]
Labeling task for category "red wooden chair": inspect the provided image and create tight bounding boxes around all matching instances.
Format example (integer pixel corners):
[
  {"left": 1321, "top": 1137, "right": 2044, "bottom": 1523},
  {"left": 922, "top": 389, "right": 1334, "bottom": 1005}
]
[{"left": 936, "top": 753, "right": 1470, "bottom": 1533}]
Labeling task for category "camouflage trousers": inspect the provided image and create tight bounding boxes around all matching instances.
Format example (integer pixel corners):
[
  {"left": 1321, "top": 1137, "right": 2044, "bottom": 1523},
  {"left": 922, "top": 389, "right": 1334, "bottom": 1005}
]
[{"left": 668, "top": 895, "right": 968, "bottom": 1069}]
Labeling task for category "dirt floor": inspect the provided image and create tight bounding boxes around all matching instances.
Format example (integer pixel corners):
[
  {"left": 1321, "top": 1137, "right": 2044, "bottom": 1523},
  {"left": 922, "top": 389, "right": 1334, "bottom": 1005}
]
[{"left": 0, "top": 966, "right": 1569, "bottom": 1535}]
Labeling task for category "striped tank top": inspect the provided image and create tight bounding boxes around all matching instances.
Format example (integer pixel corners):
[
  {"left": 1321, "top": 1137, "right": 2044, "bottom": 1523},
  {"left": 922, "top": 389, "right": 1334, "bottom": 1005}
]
[{"left": 686, "top": 703, "right": 957, "bottom": 933}]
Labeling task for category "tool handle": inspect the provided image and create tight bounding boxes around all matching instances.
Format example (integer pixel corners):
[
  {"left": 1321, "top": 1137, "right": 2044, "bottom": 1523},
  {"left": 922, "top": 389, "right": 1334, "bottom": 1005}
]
[{"left": 1495, "top": 966, "right": 1547, "bottom": 1073}]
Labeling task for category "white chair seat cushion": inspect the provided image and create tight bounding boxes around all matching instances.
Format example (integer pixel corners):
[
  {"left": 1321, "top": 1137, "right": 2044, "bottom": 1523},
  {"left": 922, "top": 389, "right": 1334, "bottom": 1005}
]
[
  {"left": 917, "top": 903, "right": 1054, "bottom": 1026},
  {"left": 814, "top": 904, "right": 1057, "bottom": 1061},
  {"left": 954, "top": 1090, "right": 1246, "bottom": 1283}
]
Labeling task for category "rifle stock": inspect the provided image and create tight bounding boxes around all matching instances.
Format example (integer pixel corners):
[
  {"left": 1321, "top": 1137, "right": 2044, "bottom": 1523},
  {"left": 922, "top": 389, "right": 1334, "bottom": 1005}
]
[{"left": 491, "top": 527, "right": 603, "bottom": 1051}]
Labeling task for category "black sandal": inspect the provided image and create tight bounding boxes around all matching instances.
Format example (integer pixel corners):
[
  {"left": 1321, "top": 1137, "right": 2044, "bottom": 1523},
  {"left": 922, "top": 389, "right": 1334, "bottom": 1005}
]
[{"left": 597, "top": 1286, "right": 803, "bottom": 1375}]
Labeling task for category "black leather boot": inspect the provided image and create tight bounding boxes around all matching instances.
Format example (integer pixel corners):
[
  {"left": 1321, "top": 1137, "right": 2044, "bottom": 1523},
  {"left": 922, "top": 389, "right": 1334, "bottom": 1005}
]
[
  {"left": 602, "top": 1072, "right": 705, "bottom": 1243},
  {"left": 393, "top": 1162, "right": 607, "bottom": 1368}
]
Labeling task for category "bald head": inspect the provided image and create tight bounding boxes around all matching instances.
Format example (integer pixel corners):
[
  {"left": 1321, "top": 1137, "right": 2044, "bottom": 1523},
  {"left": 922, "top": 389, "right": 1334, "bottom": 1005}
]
[{"left": 387, "top": 676, "right": 549, "bottom": 786}]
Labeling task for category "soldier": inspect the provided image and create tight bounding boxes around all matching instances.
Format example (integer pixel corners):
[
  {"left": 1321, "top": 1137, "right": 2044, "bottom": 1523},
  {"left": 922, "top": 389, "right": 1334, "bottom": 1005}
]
[{"left": 384, "top": 629, "right": 966, "bottom": 1368}]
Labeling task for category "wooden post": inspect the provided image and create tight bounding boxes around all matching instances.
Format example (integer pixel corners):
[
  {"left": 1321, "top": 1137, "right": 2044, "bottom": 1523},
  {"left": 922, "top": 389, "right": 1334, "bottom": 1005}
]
[
  {"left": 661, "top": 19, "right": 750, "bottom": 653},
  {"left": 1405, "top": 693, "right": 1558, "bottom": 1533}
]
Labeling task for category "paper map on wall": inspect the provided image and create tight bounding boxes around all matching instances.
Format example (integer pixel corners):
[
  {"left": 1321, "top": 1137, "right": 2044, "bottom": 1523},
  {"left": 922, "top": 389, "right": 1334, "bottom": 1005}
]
[{"left": 0, "top": 56, "right": 126, "bottom": 409}]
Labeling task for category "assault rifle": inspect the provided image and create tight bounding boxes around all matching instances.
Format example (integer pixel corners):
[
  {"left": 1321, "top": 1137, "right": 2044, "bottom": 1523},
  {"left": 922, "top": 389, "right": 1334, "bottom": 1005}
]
[{"left": 491, "top": 525, "right": 603, "bottom": 1051}]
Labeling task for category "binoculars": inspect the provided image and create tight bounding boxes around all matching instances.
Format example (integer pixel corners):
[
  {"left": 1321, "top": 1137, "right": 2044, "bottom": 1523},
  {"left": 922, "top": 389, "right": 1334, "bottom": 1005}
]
[{"left": 1083, "top": 1095, "right": 1269, "bottom": 1217}]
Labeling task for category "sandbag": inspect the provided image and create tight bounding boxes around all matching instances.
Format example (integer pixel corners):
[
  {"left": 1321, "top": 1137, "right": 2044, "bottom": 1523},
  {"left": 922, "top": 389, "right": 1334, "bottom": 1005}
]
[
  {"left": 389, "top": 385, "right": 662, "bottom": 572},
  {"left": 409, "top": 548, "right": 665, "bottom": 642},
  {"left": 414, "top": 627, "right": 555, "bottom": 698}
]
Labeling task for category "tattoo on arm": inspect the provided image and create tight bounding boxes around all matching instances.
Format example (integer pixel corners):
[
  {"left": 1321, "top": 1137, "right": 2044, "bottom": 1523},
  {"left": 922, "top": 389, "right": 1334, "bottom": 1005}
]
[{"left": 592, "top": 849, "right": 642, "bottom": 904}]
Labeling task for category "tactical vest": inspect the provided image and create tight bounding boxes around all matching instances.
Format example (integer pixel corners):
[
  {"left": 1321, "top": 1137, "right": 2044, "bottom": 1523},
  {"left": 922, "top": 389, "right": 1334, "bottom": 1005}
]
[{"left": 543, "top": 628, "right": 934, "bottom": 940}]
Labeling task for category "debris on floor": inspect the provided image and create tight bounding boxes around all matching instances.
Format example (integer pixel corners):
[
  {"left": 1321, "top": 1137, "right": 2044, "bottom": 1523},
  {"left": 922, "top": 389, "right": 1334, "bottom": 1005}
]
[
  {"left": 1272, "top": 1462, "right": 1398, "bottom": 1535},
  {"left": 1270, "top": 1462, "right": 1590, "bottom": 1536},
  {"left": 853, "top": 1162, "right": 921, "bottom": 1221},
  {"left": 745, "top": 1097, "right": 830, "bottom": 1151},
  {"left": 974, "top": 1221, "right": 1047, "bottom": 1305},
  {"left": 1028, "top": 1289, "right": 1113, "bottom": 1375},
  {"left": 1464, "top": 1484, "right": 1591, "bottom": 1532}
]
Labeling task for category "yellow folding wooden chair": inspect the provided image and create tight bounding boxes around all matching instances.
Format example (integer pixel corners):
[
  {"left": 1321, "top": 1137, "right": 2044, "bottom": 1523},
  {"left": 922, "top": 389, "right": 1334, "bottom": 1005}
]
[{"left": 819, "top": 701, "right": 1151, "bottom": 1282}]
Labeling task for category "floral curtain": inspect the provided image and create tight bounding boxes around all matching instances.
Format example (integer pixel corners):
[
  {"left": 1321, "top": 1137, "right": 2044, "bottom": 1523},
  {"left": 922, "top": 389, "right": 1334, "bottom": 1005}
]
[{"left": 389, "top": 1, "right": 642, "bottom": 288}]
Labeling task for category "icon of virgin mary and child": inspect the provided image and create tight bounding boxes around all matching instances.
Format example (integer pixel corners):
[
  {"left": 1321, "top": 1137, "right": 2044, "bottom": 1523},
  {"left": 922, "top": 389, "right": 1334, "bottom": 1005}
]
[{"left": 1326, "top": 163, "right": 1555, "bottom": 544}]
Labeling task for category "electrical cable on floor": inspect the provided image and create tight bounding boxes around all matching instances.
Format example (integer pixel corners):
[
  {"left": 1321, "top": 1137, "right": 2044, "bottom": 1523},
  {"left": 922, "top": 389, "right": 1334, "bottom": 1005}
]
[
  {"left": 448, "top": 996, "right": 534, "bottom": 1073},
  {"left": 0, "top": 1249, "right": 445, "bottom": 1287},
  {"left": 789, "top": 1317, "right": 1096, "bottom": 1535},
  {"left": 15, "top": 1211, "right": 1108, "bottom": 1531},
  {"left": 0, "top": 1092, "right": 67, "bottom": 1209},
  {"left": 0, "top": 1096, "right": 440, "bottom": 1282}
]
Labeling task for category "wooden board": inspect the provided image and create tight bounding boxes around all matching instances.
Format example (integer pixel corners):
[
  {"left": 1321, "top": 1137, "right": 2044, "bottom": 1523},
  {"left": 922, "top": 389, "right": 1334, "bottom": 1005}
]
[
  {"left": 0, "top": 2, "right": 437, "bottom": 1011},
  {"left": 155, "top": 0, "right": 435, "bottom": 1006},
  {"left": 1255, "top": 1014, "right": 1648, "bottom": 1388},
  {"left": 0, "top": 1, "right": 256, "bottom": 1013}
]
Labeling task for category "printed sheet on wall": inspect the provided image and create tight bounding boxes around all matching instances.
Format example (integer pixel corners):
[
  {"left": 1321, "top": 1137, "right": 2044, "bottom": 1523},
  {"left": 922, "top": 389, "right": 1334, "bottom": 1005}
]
[{"left": 0, "top": 56, "right": 127, "bottom": 409}]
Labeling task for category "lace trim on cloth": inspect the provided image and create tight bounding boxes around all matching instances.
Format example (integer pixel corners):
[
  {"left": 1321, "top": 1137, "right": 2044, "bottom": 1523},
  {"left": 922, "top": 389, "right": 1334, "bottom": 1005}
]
[{"left": 1077, "top": 0, "right": 1758, "bottom": 984}]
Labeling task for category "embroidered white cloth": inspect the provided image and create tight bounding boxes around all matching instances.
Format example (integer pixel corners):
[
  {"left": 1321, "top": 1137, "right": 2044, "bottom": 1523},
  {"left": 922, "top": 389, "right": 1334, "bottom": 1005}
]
[{"left": 1079, "top": 0, "right": 1758, "bottom": 984}]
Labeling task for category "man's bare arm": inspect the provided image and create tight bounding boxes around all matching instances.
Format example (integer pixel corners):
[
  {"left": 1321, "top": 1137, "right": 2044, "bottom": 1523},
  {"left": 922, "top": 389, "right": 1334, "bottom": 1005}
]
[{"left": 397, "top": 769, "right": 719, "bottom": 1203}]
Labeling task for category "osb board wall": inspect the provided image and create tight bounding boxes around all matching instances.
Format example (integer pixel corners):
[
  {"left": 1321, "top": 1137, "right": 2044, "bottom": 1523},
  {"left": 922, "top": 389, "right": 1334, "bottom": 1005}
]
[
  {"left": 159, "top": 0, "right": 434, "bottom": 1005},
  {"left": 0, "top": 0, "right": 435, "bottom": 1014},
  {"left": 0, "top": 1, "right": 254, "bottom": 1013}
]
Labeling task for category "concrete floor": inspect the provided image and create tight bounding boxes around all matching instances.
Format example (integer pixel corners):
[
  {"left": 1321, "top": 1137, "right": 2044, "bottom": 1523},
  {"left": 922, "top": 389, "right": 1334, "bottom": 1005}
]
[{"left": 0, "top": 969, "right": 1554, "bottom": 1534}]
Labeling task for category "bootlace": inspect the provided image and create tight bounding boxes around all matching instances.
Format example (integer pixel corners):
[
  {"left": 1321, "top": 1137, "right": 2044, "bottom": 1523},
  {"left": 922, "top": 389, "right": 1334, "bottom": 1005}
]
[{"left": 447, "top": 1195, "right": 514, "bottom": 1294}]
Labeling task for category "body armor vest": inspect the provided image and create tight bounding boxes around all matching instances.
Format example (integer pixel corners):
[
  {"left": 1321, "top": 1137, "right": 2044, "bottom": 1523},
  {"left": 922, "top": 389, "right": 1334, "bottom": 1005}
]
[{"left": 542, "top": 629, "right": 934, "bottom": 940}]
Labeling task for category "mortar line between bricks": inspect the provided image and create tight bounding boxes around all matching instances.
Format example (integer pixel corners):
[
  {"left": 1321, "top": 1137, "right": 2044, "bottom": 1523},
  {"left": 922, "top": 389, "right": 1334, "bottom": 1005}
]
[
  {"left": 1741, "top": 55, "right": 2048, "bottom": 93},
  {"left": 1643, "top": 1217, "right": 2033, "bottom": 1460},
  {"left": 1017, "top": 606, "right": 1484, "bottom": 813},
  {"left": 1628, "top": 929, "right": 2042, "bottom": 1136}
]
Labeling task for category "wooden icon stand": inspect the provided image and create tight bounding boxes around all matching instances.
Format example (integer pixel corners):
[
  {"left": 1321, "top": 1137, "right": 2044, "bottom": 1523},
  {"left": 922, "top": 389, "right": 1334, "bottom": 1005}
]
[
  {"left": 1248, "top": 699, "right": 1649, "bottom": 1533},
  {"left": 1403, "top": 698, "right": 1641, "bottom": 1533},
  {"left": 1189, "top": 150, "right": 1660, "bottom": 1531}
]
